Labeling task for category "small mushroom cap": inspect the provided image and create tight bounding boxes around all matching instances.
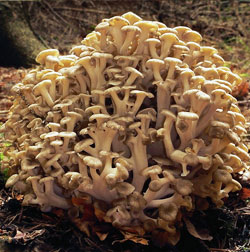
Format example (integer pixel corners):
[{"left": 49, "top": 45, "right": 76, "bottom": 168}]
[
  {"left": 50, "top": 139, "right": 64, "bottom": 147},
  {"left": 85, "top": 105, "right": 106, "bottom": 115},
  {"left": 92, "top": 52, "right": 113, "bottom": 60},
  {"left": 58, "top": 131, "right": 77, "bottom": 138},
  {"left": 95, "top": 21, "right": 109, "bottom": 31},
  {"left": 173, "top": 179, "right": 193, "bottom": 195},
  {"left": 210, "top": 120, "right": 230, "bottom": 129},
  {"left": 39, "top": 176, "right": 54, "bottom": 183},
  {"left": 33, "top": 80, "right": 52, "bottom": 96},
  {"left": 149, "top": 179, "right": 164, "bottom": 192},
  {"left": 182, "top": 30, "right": 202, "bottom": 43},
  {"left": 164, "top": 57, "right": 182, "bottom": 65},
  {"left": 89, "top": 113, "right": 111, "bottom": 122},
  {"left": 160, "top": 32, "right": 179, "bottom": 42},
  {"left": 26, "top": 175, "right": 42, "bottom": 183},
  {"left": 174, "top": 26, "right": 191, "bottom": 37},
  {"left": 125, "top": 66, "right": 144, "bottom": 77},
  {"left": 42, "top": 71, "right": 62, "bottom": 81},
  {"left": 74, "top": 139, "right": 94, "bottom": 152},
  {"left": 130, "top": 89, "right": 154, "bottom": 98},
  {"left": 83, "top": 156, "right": 102, "bottom": 169},
  {"left": 137, "top": 108, "right": 157, "bottom": 121},
  {"left": 145, "top": 37, "right": 161, "bottom": 45},
  {"left": 141, "top": 165, "right": 162, "bottom": 177},
  {"left": 36, "top": 49, "right": 59, "bottom": 64},
  {"left": 134, "top": 20, "right": 158, "bottom": 31},
  {"left": 213, "top": 169, "right": 232, "bottom": 184},
  {"left": 121, "top": 25, "right": 141, "bottom": 33},
  {"left": 183, "top": 89, "right": 210, "bottom": 103},
  {"left": 146, "top": 58, "right": 165, "bottom": 68},
  {"left": 186, "top": 41, "right": 201, "bottom": 51},
  {"left": 109, "top": 16, "right": 129, "bottom": 26},
  {"left": 178, "top": 111, "right": 199, "bottom": 121},
  {"left": 158, "top": 202, "right": 178, "bottom": 222},
  {"left": 161, "top": 109, "right": 177, "bottom": 120},
  {"left": 99, "top": 150, "right": 120, "bottom": 159},
  {"left": 201, "top": 46, "right": 218, "bottom": 56},
  {"left": 21, "top": 158, "right": 40, "bottom": 171},
  {"left": 46, "top": 122, "right": 61, "bottom": 130},
  {"left": 115, "top": 182, "right": 135, "bottom": 196},
  {"left": 53, "top": 99, "right": 73, "bottom": 111},
  {"left": 5, "top": 174, "right": 19, "bottom": 188},
  {"left": 27, "top": 118, "right": 43, "bottom": 128},
  {"left": 180, "top": 68, "right": 194, "bottom": 78},
  {"left": 44, "top": 131, "right": 59, "bottom": 139},
  {"left": 143, "top": 219, "right": 157, "bottom": 232},
  {"left": 128, "top": 191, "right": 147, "bottom": 209},
  {"left": 122, "top": 12, "right": 142, "bottom": 24},
  {"left": 66, "top": 111, "right": 83, "bottom": 121},
  {"left": 128, "top": 121, "right": 141, "bottom": 130}
]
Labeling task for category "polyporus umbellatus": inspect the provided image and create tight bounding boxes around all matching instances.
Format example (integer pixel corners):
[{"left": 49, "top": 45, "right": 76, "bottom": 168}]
[{"left": 2, "top": 12, "right": 249, "bottom": 244}]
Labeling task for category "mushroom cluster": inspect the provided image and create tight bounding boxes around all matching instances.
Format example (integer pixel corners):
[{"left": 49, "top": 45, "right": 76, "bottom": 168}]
[{"left": 2, "top": 12, "right": 249, "bottom": 242}]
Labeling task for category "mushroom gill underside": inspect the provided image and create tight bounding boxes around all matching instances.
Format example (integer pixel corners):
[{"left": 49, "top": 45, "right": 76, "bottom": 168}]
[{"left": 2, "top": 12, "right": 249, "bottom": 244}]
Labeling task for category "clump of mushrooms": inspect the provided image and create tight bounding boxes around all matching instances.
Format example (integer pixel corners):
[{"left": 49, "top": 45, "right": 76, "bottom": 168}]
[{"left": 2, "top": 12, "right": 249, "bottom": 244}]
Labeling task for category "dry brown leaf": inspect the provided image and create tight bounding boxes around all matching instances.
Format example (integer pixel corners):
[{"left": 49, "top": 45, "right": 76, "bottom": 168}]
[
  {"left": 115, "top": 231, "right": 149, "bottom": 245},
  {"left": 52, "top": 208, "right": 65, "bottom": 218},
  {"left": 0, "top": 229, "right": 45, "bottom": 245},
  {"left": 72, "top": 197, "right": 96, "bottom": 221},
  {"left": 184, "top": 217, "right": 213, "bottom": 241},
  {"left": 72, "top": 218, "right": 91, "bottom": 237},
  {"left": 152, "top": 229, "right": 180, "bottom": 247},
  {"left": 241, "top": 188, "right": 250, "bottom": 200},
  {"left": 94, "top": 205, "right": 106, "bottom": 222},
  {"left": 72, "top": 196, "right": 90, "bottom": 206},
  {"left": 120, "top": 226, "right": 146, "bottom": 236},
  {"left": 15, "top": 194, "right": 24, "bottom": 201},
  {"left": 95, "top": 231, "right": 109, "bottom": 241}
]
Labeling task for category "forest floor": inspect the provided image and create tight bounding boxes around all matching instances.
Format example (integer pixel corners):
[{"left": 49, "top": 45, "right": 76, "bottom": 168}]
[
  {"left": 0, "top": 66, "right": 249, "bottom": 252},
  {"left": 0, "top": 1, "right": 250, "bottom": 250}
]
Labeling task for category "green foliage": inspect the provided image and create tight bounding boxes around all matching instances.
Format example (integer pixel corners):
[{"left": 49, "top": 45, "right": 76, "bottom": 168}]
[{"left": 0, "top": 150, "right": 8, "bottom": 182}]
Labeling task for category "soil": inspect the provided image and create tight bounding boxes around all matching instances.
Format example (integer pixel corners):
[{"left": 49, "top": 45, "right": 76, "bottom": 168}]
[{"left": 0, "top": 176, "right": 249, "bottom": 252}]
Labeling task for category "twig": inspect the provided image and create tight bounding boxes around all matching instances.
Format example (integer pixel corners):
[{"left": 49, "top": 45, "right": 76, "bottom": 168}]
[
  {"left": 53, "top": 6, "right": 113, "bottom": 14},
  {"left": 233, "top": 0, "right": 247, "bottom": 38},
  {"left": 60, "top": 13, "right": 97, "bottom": 26},
  {"left": 41, "top": 0, "right": 70, "bottom": 26},
  {"left": 209, "top": 249, "right": 234, "bottom": 252},
  {"left": 17, "top": 206, "right": 23, "bottom": 223}
]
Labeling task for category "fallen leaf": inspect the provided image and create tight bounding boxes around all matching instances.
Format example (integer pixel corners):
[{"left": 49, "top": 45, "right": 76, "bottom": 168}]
[
  {"left": 72, "top": 218, "right": 91, "bottom": 237},
  {"left": 72, "top": 196, "right": 90, "bottom": 206},
  {"left": 0, "top": 229, "right": 45, "bottom": 245},
  {"left": 52, "top": 208, "right": 65, "bottom": 218},
  {"left": 184, "top": 217, "right": 213, "bottom": 241},
  {"left": 151, "top": 229, "right": 180, "bottom": 247},
  {"left": 81, "top": 204, "right": 96, "bottom": 222},
  {"left": 15, "top": 194, "right": 24, "bottom": 201},
  {"left": 72, "top": 197, "right": 96, "bottom": 221},
  {"left": 95, "top": 231, "right": 109, "bottom": 241},
  {"left": 241, "top": 188, "right": 250, "bottom": 200},
  {"left": 115, "top": 231, "right": 149, "bottom": 245},
  {"left": 120, "top": 226, "right": 145, "bottom": 236},
  {"left": 94, "top": 204, "right": 106, "bottom": 222}
]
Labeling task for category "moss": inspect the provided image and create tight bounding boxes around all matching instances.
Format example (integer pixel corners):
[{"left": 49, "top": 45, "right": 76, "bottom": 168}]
[{"left": 0, "top": 4, "right": 47, "bottom": 67}]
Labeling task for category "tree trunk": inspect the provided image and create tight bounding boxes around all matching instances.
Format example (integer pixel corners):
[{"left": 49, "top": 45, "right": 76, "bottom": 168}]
[{"left": 0, "top": 2, "right": 47, "bottom": 67}]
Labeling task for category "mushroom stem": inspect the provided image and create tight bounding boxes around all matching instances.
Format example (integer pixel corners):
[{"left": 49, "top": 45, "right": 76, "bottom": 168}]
[{"left": 158, "top": 110, "right": 176, "bottom": 155}]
